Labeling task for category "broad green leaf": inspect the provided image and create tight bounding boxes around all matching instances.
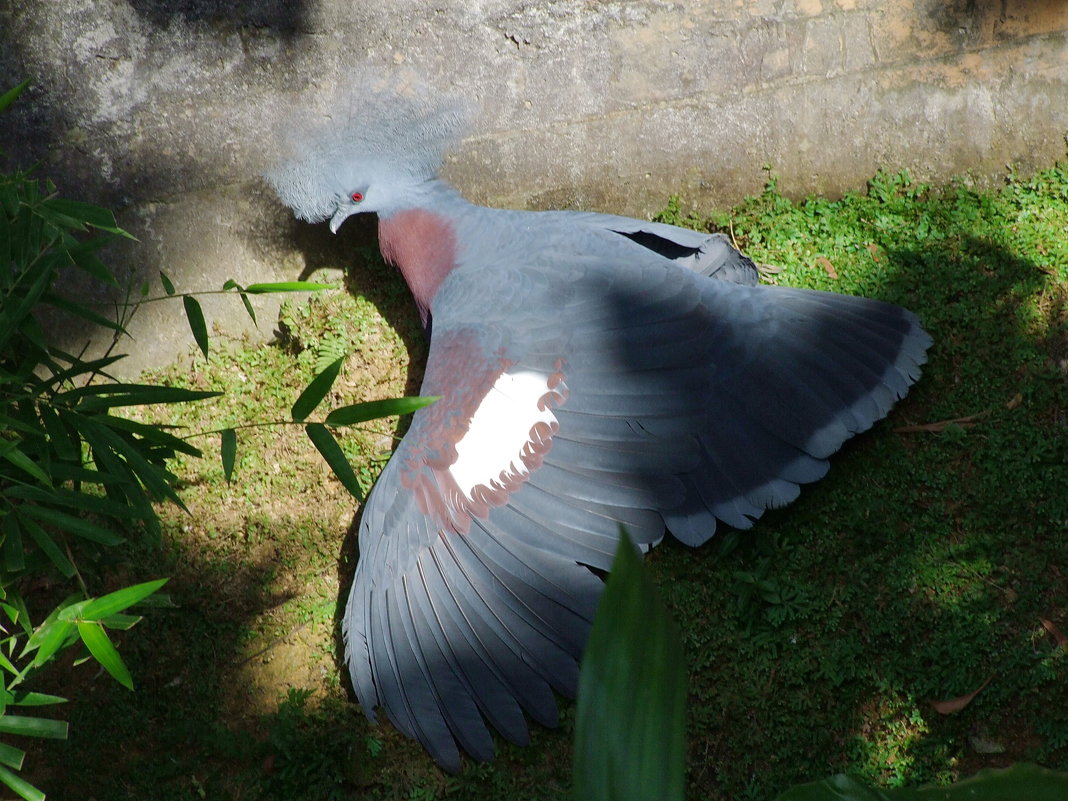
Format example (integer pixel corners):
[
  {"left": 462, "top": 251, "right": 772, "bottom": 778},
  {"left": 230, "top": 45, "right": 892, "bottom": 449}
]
[
  {"left": 28, "top": 619, "right": 75, "bottom": 667},
  {"left": 42, "top": 198, "right": 130, "bottom": 237},
  {"left": 242, "top": 281, "right": 334, "bottom": 294},
  {"left": 1, "top": 517, "right": 24, "bottom": 573},
  {"left": 159, "top": 271, "right": 175, "bottom": 295},
  {"left": 0, "top": 80, "right": 30, "bottom": 114},
  {"left": 292, "top": 357, "right": 344, "bottom": 422},
  {"left": 574, "top": 529, "right": 686, "bottom": 801},
  {"left": 221, "top": 428, "right": 237, "bottom": 482},
  {"left": 21, "top": 518, "right": 76, "bottom": 578},
  {"left": 0, "top": 714, "right": 68, "bottom": 740},
  {"left": 61, "top": 382, "right": 221, "bottom": 408},
  {"left": 324, "top": 395, "right": 439, "bottom": 426},
  {"left": 79, "top": 578, "right": 167, "bottom": 622},
  {"left": 65, "top": 236, "right": 119, "bottom": 286},
  {"left": 9, "top": 692, "right": 65, "bottom": 707},
  {"left": 0, "top": 445, "right": 50, "bottom": 487},
  {"left": 76, "top": 621, "right": 133, "bottom": 690},
  {"left": 41, "top": 291, "right": 124, "bottom": 332},
  {"left": 183, "top": 295, "right": 209, "bottom": 357},
  {"left": 98, "top": 613, "right": 141, "bottom": 631},
  {"left": 774, "top": 763, "right": 1068, "bottom": 800},
  {"left": 4, "top": 484, "right": 142, "bottom": 519},
  {"left": 0, "top": 742, "right": 24, "bottom": 769},
  {"left": 0, "top": 763, "right": 45, "bottom": 801},
  {"left": 79, "top": 420, "right": 187, "bottom": 512},
  {"left": 304, "top": 423, "right": 363, "bottom": 501},
  {"left": 20, "top": 505, "right": 123, "bottom": 546},
  {"left": 221, "top": 279, "right": 240, "bottom": 290}
]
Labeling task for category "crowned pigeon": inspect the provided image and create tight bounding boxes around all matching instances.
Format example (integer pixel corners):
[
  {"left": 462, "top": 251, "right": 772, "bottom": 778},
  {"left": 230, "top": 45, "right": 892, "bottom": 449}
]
[{"left": 266, "top": 80, "right": 932, "bottom": 771}]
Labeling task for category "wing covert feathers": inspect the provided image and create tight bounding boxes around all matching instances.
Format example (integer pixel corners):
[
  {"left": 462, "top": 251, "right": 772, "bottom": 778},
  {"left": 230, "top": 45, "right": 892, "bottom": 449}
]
[{"left": 344, "top": 243, "right": 931, "bottom": 771}]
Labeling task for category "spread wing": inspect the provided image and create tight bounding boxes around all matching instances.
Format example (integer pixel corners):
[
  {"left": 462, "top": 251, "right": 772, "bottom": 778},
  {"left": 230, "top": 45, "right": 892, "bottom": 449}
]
[{"left": 343, "top": 243, "right": 931, "bottom": 770}]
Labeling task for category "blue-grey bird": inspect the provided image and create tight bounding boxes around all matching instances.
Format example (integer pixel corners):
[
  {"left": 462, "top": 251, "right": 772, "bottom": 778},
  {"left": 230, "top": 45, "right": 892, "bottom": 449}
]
[{"left": 266, "top": 79, "right": 932, "bottom": 772}]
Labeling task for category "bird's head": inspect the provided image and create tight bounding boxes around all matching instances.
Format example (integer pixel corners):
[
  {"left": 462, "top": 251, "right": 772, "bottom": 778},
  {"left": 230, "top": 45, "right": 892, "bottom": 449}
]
[{"left": 265, "top": 73, "right": 468, "bottom": 232}]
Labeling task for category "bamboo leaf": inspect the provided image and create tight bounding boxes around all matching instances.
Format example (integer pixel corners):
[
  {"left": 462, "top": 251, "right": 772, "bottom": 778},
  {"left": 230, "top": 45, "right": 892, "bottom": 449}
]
[
  {"left": 574, "top": 529, "right": 686, "bottom": 801},
  {"left": 0, "top": 445, "right": 50, "bottom": 487},
  {"left": 9, "top": 692, "right": 66, "bottom": 707},
  {"left": 304, "top": 424, "right": 363, "bottom": 501},
  {"left": 183, "top": 295, "right": 209, "bottom": 358},
  {"left": 324, "top": 395, "right": 439, "bottom": 426},
  {"left": 76, "top": 622, "right": 133, "bottom": 690},
  {"left": 41, "top": 198, "right": 130, "bottom": 237},
  {"left": 79, "top": 579, "right": 167, "bottom": 622},
  {"left": 0, "top": 714, "right": 68, "bottom": 740},
  {"left": 0, "top": 763, "right": 45, "bottom": 801},
  {"left": 291, "top": 357, "right": 344, "bottom": 422},
  {"left": 242, "top": 281, "right": 334, "bottom": 294},
  {"left": 221, "top": 429, "right": 237, "bottom": 482},
  {"left": 21, "top": 518, "right": 76, "bottom": 578},
  {"left": 239, "top": 293, "right": 257, "bottom": 324},
  {"left": 774, "top": 763, "right": 1068, "bottom": 800},
  {"left": 159, "top": 271, "right": 175, "bottom": 295},
  {"left": 20, "top": 505, "right": 124, "bottom": 546},
  {"left": 0, "top": 80, "right": 30, "bottom": 114},
  {"left": 28, "top": 619, "right": 75, "bottom": 668},
  {"left": 0, "top": 742, "right": 25, "bottom": 770}
]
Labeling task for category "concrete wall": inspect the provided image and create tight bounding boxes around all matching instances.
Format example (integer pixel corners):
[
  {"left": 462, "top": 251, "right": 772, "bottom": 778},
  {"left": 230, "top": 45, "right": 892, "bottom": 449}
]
[{"left": 2, "top": 0, "right": 1067, "bottom": 373}]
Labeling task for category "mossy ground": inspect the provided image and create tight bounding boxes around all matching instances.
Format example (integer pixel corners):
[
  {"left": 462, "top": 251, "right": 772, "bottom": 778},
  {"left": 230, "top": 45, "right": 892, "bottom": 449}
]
[{"left": 26, "top": 165, "right": 1068, "bottom": 800}]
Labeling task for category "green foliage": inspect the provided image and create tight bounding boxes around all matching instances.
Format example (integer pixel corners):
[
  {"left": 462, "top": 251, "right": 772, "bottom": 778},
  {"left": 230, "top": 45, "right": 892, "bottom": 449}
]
[
  {"left": 575, "top": 530, "right": 686, "bottom": 801},
  {"left": 0, "top": 82, "right": 182, "bottom": 800},
  {"left": 775, "top": 763, "right": 1068, "bottom": 800}
]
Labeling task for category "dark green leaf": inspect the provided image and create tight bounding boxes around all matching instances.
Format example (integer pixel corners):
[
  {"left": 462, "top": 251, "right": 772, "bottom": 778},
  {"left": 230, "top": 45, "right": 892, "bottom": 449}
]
[
  {"left": 291, "top": 357, "right": 344, "bottom": 422},
  {"left": 0, "top": 444, "right": 50, "bottom": 487},
  {"left": 183, "top": 295, "right": 209, "bottom": 358},
  {"left": 0, "top": 80, "right": 30, "bottom": 114},
  {"left": 304, "top": 423, "right": 363, "bottom": 501},
  {"left": 41, "top": 291, "right": 124, "bottom": 332},
  {"left": 76, "top": 622, "right": 133, "bottom": 690},
  {"left": 574, "top": 529, "right": 686, "bottom": 801},
  {"left": 3, "top": 485, "right": 142, "bottom": 519},
  {"left": 221, "top": 428, "right": 237, "bottom": 482},
  {"left": 61, "top": 383, "right": 221, "bottom": 410},
  {"left": 324, "top": 395, "right": 439, "bottom": 426},
  {"left": 242, "top": 281, "right": 334, "bottom": 294},
  {"left": 1, "top": 517, "right": 24, "bottom": 573},
  {"left": 775, "top": 763, "right": 1068, "bottom": 800},
  {"left": 239, "top": 293, "right": 257, "bottom": 324},
  {"left": 20, "top": 505, "right": 124, "bottom": 546},
  {"left": 159, "top": 271, "right": 175, "bottom": 295},
  {"left": 21, "top": 518, "right": 76, "bottom": 578},
  {"left": 42, "top": 198, "right": 130, "bottom": 237}
]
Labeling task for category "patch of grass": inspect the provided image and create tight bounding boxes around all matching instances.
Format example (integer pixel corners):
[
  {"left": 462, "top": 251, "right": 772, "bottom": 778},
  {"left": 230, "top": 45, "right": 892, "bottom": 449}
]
[{"left": 25, "top": 164, "right": 1068, "bottom": 800}]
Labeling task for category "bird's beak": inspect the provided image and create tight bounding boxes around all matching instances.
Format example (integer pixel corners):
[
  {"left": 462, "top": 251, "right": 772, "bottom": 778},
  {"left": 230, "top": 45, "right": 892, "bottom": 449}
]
[{"left": 329, "top": 208, "right": 350, "bottom": 235}]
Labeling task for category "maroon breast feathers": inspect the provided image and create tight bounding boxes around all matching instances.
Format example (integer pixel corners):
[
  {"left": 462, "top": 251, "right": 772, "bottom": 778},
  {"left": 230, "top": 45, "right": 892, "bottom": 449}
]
[{"left": 378, "top": 209, "right": 458, "bottom": 326}]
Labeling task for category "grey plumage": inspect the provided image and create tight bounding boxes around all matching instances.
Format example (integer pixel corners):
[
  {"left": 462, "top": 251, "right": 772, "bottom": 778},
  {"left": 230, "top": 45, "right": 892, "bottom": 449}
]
[{"left": 266, "top": 80, "right": 932, "bottom": 772}]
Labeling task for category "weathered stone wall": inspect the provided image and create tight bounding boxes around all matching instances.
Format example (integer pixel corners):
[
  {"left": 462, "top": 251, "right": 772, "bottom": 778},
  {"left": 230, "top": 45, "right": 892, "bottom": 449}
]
[{"left": 2, "top": 0, "right": 1067, "bottom": 373}]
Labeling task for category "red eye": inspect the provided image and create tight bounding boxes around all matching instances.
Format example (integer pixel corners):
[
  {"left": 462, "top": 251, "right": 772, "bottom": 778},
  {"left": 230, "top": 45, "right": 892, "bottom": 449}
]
[{"left": 351, "top": 192, "right": 364, "bottom": 202}]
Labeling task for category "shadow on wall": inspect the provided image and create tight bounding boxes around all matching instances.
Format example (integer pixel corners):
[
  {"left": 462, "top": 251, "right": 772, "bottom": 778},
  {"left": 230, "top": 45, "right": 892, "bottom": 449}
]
[{"left": 126, "top": 0, "right": 309, "bottom": 35}]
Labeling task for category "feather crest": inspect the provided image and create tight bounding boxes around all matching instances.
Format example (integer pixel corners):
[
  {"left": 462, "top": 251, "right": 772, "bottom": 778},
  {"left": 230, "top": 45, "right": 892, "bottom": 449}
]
[{"left": 265, "top": 70, "right": 469, "bottom": 222}]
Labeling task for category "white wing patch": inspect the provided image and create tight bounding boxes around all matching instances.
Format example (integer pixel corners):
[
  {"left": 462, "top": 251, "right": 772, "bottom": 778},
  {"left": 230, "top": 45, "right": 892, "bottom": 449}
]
[{"left": 451, "top": 370, "right": 557, "bottom": 501}]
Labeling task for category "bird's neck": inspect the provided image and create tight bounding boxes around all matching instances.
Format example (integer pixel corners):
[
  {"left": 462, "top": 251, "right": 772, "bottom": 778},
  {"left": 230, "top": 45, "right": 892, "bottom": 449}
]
[{"left": 378, "top": 183, "right": 464, "bottom": 328}]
